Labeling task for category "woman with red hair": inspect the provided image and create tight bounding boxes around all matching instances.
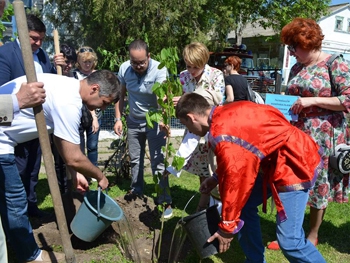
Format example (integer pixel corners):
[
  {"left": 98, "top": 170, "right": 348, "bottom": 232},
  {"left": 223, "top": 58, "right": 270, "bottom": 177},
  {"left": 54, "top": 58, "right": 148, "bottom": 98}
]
[
  {"left": 268, "top": 17, "right": 350, "bottom": 250},
  {"left": 223, "top": 56, "right": 250, "bottom": 102}
]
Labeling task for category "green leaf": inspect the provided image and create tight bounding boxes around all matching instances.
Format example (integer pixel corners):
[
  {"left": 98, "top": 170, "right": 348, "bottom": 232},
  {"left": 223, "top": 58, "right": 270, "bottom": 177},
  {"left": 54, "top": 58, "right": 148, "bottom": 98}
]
[
  {"left": 145, "top": 113, "right": 154, "bottom": 128},
  {"left": 172, "top": 156, "right": 185, "bottom": 171}
]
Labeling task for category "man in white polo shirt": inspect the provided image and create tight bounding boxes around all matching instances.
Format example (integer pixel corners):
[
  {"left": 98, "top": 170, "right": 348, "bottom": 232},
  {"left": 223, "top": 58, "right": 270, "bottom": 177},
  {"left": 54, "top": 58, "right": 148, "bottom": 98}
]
[{"left": 0, "top": 70, "right": 120, "bottom": 262}]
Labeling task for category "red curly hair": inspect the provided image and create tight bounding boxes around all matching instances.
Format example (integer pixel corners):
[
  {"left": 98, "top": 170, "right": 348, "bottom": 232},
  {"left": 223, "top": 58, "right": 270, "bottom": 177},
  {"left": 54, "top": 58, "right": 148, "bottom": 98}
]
[
  {"left": 281, "top": 17, "right": 324, "bottom": 51},
  {"left": 225, "top": 56, "right": 241, "bottom": 71}
]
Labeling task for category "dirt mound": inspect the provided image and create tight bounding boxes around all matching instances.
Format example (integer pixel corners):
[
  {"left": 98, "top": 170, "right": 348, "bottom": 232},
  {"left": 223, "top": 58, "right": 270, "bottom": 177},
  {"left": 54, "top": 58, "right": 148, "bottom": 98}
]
[{"left": 29, "top": 194, "right": 191, "bottom": 263}]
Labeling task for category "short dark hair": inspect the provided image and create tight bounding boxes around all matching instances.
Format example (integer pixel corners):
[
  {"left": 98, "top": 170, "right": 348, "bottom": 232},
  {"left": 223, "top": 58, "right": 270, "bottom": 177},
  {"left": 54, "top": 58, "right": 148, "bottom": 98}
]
[
  {"left": 26, "top": 14, "right": 46, "bottom": 33},
  {"left": 128, "top": 39, "right": 149, "bottom": 54},
  {"left": 86, "top": 70, "right": 121, "bottom": 103},
  {"left": 176, "top": 93, "right": 211, "bottom": 119},
  {"left": 60, "top": 43, "right": 77, "bottom": 62}
]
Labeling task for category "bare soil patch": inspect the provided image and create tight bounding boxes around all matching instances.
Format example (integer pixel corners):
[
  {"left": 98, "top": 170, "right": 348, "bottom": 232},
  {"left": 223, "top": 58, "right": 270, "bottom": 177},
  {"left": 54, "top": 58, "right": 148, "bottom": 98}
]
[{"left": 28, "top": 194, "right": 191, "bottom": 263}]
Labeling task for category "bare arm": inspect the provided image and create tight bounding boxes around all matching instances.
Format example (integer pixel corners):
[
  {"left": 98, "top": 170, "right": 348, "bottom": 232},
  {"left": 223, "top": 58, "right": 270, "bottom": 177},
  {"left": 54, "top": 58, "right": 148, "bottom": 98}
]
[
  {"left": 113, "top": 84, "right": 126, "bottom": 135},
  {"left": 224, "top": 84, "right": 234, "bottom": 103},
  {"left": 292, "top": 97, "right": 346, "bottom": 114},
  {"left": 90, "top": 110, "right": 100, "bottom": 133},
  {"left": 53, "top": 136, "right": 108, "bottom": 190}
]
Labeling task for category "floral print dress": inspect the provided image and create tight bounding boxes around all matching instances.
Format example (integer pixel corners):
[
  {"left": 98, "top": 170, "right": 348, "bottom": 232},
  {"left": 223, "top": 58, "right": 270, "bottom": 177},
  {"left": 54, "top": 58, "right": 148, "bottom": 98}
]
[
  {"left": 179, "top": 64, "right": 225, "bottom": 177},
  {"left": 288, "top": 54, "right": 350, "bottom": 209}
]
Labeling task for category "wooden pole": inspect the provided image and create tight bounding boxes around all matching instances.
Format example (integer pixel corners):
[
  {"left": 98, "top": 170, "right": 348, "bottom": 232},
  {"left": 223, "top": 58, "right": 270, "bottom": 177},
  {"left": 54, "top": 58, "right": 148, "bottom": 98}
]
[
  {"left": 13, "top": 1, "right": 76, "bottom": 262},
  {"left": 53, "top": 29, "right": 62, "bottom": 75}
]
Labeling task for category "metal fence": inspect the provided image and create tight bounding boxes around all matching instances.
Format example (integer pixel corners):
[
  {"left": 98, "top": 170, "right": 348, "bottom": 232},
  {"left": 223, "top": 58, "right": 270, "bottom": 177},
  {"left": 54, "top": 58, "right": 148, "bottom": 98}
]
[{"left": 100, "top": 105, "right": 185, "bottom": 132}]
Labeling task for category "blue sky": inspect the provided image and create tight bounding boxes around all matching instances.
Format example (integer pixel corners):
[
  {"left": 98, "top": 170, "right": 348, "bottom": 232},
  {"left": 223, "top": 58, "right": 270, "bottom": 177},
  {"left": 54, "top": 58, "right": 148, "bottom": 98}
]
[{"left": 331, "top": 0, "right": 349, "bottom": 5}]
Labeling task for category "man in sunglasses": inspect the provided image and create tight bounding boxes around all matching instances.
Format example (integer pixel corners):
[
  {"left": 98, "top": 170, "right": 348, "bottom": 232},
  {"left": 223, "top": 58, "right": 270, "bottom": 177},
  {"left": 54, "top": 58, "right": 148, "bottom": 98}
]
[{"left": 114, "top": 39, "right": 173, "bottom": 218}]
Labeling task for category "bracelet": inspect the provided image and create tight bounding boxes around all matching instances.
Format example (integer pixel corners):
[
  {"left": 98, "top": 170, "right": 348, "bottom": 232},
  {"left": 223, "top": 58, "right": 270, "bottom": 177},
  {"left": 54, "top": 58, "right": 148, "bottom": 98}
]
[{"left": 114, "top": 117, "right": 121, "bottom": 122}]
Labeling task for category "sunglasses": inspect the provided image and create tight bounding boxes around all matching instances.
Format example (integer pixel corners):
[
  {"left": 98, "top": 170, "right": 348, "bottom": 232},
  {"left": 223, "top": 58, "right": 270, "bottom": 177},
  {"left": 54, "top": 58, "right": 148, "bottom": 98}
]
[
  {"left": 287, "top": 45, "right": 297, "bottom": 53},
  {"left": 79, "top": 48, "right": 94, "bottom": 53}
]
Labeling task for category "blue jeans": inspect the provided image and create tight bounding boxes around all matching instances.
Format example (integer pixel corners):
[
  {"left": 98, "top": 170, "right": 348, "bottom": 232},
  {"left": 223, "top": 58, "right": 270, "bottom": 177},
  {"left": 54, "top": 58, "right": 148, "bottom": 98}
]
[
  {"left": 0, "top": 154, "right": 40, "bottom": 261},
  {"left": 127, "top": 117, "right": 171, "bottom": 204},
  {"left": 237, "top": 175, "right": 325, "bottom": 263},
  {"left": 15, "top": 138, "right": 42, "bottom": 211},
  {"left": 80, "top": 118, "right": 101, "bottom": 166}
]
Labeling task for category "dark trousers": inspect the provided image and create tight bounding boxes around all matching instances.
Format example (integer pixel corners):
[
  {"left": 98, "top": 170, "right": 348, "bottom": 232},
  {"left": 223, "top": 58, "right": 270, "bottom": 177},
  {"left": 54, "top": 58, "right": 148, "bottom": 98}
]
[
  {"left": 14, "top": 138, "right": 42, "bottom": 211},
  {"left": 50, "top": 134, "right": 67, "bottom": 194}
]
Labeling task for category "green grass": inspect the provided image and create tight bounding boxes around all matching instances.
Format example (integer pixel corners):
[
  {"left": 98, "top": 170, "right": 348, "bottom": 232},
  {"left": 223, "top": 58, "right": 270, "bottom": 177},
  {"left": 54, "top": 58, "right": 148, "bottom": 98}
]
[{"left": 28, "top": 169, "right": 350, "bottom": 262}]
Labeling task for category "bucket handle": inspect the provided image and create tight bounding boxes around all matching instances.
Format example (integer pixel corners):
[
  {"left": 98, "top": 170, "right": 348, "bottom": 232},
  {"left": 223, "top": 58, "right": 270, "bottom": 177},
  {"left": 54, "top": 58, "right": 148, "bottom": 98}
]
[
  {"left": 97, "top": 187, "right": 109, "bottom": 218},
  {"left": 180, "top": 193, "right": 198, "bottom": 222}
]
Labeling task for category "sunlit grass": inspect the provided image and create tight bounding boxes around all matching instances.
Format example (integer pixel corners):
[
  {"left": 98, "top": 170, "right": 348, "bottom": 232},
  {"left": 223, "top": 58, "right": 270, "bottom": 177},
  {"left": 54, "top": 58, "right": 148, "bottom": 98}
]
[{"left": 33, "top": 165, "right": 350, "bottom": 262}]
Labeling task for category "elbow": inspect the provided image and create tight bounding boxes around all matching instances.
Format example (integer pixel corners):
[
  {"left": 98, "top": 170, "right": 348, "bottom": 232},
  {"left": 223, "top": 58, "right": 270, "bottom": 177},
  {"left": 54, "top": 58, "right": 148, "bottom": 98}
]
[{"left": 64, "top": 155, "right": 81, "bottom": 169}]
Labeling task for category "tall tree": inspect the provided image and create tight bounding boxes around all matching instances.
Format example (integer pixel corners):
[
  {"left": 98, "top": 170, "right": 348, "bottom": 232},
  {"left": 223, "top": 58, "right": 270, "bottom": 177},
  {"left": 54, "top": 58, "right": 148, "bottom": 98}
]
[{"left": 46, "top": 0, "right": 330, "bottom": 69}]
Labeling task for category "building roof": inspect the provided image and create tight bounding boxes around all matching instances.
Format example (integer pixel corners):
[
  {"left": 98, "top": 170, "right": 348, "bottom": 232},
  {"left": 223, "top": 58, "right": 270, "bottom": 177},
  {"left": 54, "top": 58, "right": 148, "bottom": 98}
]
[
  {"left": 328, "top": 3, "right": 349, "bottom": 14},
  {"left": 228, "top": 3, "right": 350, "bottom": 40}
]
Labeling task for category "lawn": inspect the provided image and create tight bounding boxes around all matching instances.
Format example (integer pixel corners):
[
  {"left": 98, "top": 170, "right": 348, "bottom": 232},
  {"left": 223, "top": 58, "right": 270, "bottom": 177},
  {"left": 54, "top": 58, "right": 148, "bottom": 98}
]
[
  {"left": 20, "top": 170, "right": 350, "bottom": 263},
  {"left": 6, "top": 136, "right": 350, "bottom": 262}
]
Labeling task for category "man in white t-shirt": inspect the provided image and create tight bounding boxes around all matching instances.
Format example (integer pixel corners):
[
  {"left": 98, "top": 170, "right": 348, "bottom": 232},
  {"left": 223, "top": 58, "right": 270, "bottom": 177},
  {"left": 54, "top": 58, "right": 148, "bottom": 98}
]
[{"left": 0, "top": 70, "right": 120, "bottom": 263}]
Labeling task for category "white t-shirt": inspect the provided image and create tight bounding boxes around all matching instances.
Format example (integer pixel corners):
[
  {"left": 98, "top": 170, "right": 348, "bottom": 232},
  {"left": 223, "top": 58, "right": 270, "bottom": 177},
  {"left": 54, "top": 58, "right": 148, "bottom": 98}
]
[{"left": 0, "top": 73, "right": 82, "bottom": 154}]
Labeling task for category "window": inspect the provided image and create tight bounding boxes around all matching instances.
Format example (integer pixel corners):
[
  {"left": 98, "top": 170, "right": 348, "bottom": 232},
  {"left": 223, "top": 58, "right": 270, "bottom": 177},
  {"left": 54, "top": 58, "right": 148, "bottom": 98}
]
[
  {"left": 347, "top": 19, "right": 350, "bottom": 33},
  {"left": 335, "top": 16, "right": 344, "bottom": 31}
]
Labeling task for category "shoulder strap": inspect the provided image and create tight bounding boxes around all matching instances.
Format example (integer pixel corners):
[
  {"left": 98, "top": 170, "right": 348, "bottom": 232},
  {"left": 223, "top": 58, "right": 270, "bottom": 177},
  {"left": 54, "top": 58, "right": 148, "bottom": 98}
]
[
  {"left": 246, "top": 82, "right": 256, "bottom": 102},
  {"left": 326, "top": 53, "right": 342, "bottom": 96}
]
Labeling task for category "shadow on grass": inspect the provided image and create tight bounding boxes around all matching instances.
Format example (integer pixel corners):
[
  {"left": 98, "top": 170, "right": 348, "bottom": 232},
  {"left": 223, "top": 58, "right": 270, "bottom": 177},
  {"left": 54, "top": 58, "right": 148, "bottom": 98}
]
[
  {"left": 36, "top": 171, "right": 350, "bottom": 262},
  {"left": 303, "top": 209, "right": 350, "bottom": 253}
]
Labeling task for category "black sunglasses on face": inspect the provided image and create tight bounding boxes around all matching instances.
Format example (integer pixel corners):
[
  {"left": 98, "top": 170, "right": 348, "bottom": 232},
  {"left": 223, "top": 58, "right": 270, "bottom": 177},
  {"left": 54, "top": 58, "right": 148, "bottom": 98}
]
[
  {"left": 79, "top": 48, "right": 94, "bottom": 53},
  {"left": 287, "top": 45, "right": 297, "bottom": 53}
]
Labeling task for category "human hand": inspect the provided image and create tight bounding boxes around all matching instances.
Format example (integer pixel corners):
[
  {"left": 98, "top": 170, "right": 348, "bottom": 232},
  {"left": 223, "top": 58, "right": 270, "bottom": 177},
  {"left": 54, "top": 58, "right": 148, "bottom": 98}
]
[
  {"left": 16, "top": 82, "right": 45, "bottom": 109},
  {"left": 159, "top": 122, "right": 171, "bottom": 138},
  {"left": 290, "top": 97, "right": 314, "bottom": 115},
  {"left": 97, "top": 174, "right": 109, "bottom": 190},
  {"left": 207, "top": 230, "right": 234, "bottom": 253},
  {"left": 92, "top": 117, "right": 100, "bottom": 133},
  {"left": 172, "top": 96, "right": 181, "bottom": 106},
  {"left": 53, "top": 53, "right": 66, "bottom": 68},
  {"left": 114, "top": 120, "right": 123, "bottom": 136},
  {"left": 75, "top": 172, "right": 90, "bottom": 194},
  {"left": 199, "top": 176, "right": 218, "bottom": 195}
]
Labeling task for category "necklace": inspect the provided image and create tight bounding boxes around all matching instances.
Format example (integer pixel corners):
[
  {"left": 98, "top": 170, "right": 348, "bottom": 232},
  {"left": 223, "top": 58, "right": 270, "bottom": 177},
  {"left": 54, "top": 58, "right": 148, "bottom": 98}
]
[
  {"left": 304, "top": 51, "right": 322, "bottom": 68},
  {"left": 315, "top": 51, "right": 322, "bottom": 64}
]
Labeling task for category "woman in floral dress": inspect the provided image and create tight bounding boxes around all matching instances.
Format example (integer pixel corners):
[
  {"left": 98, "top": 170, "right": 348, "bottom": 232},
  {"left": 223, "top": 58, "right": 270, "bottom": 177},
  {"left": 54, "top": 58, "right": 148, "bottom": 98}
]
[
  {"left": 268, "top": 17, "right": 350, "bottom": 250},
  {"left": 167, "top": 42, "right": 225, "bottom": 211}
]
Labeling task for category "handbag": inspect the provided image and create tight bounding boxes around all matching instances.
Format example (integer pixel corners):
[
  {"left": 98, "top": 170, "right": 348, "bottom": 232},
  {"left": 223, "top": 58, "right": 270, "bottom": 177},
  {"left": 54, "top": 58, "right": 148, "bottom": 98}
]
[
  {"left": 81, "top": 103, "right": 93, "bottom": 129},
  {"left": 326, "top": 53, "right": 350, "bottom": 173},
  {"left": 329, "top": 144, "right": 350, "bottom": 174},
  {"left": 247, "top": 82, "right": 264, "bottom": 104}
]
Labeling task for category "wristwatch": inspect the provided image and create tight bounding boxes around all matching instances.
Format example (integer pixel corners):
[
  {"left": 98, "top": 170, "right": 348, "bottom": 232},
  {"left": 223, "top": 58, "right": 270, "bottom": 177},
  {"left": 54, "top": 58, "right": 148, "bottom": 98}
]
[{"left": 114, "top": 117, "right": 121, "bottom": 122}]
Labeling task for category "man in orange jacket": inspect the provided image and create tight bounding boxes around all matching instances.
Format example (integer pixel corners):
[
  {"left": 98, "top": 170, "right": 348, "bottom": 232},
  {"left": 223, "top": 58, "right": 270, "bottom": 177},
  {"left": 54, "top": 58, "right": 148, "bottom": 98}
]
[{"left": 175, "top": 93, "right": 325, "bottom": 262}]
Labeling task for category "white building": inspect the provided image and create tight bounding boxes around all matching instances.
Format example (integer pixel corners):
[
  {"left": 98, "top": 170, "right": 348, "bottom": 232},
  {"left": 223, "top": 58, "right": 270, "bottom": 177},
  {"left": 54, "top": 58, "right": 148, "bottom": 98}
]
[
  {"left": 227, "top": 3, "right": 350, "bottom": 88},
  {"left": 320, "top": 3, "right": 350, "bottom": 59}
]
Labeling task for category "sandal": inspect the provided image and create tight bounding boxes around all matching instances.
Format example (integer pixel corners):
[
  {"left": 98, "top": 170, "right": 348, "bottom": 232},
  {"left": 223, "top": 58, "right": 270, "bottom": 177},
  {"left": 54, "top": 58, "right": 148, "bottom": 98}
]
[
  {"left": 267, "top": 239, "right": 318, "bottom": 250},
  {"left": 267, "top": 240, "right": 280, "bottom": 250}
]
